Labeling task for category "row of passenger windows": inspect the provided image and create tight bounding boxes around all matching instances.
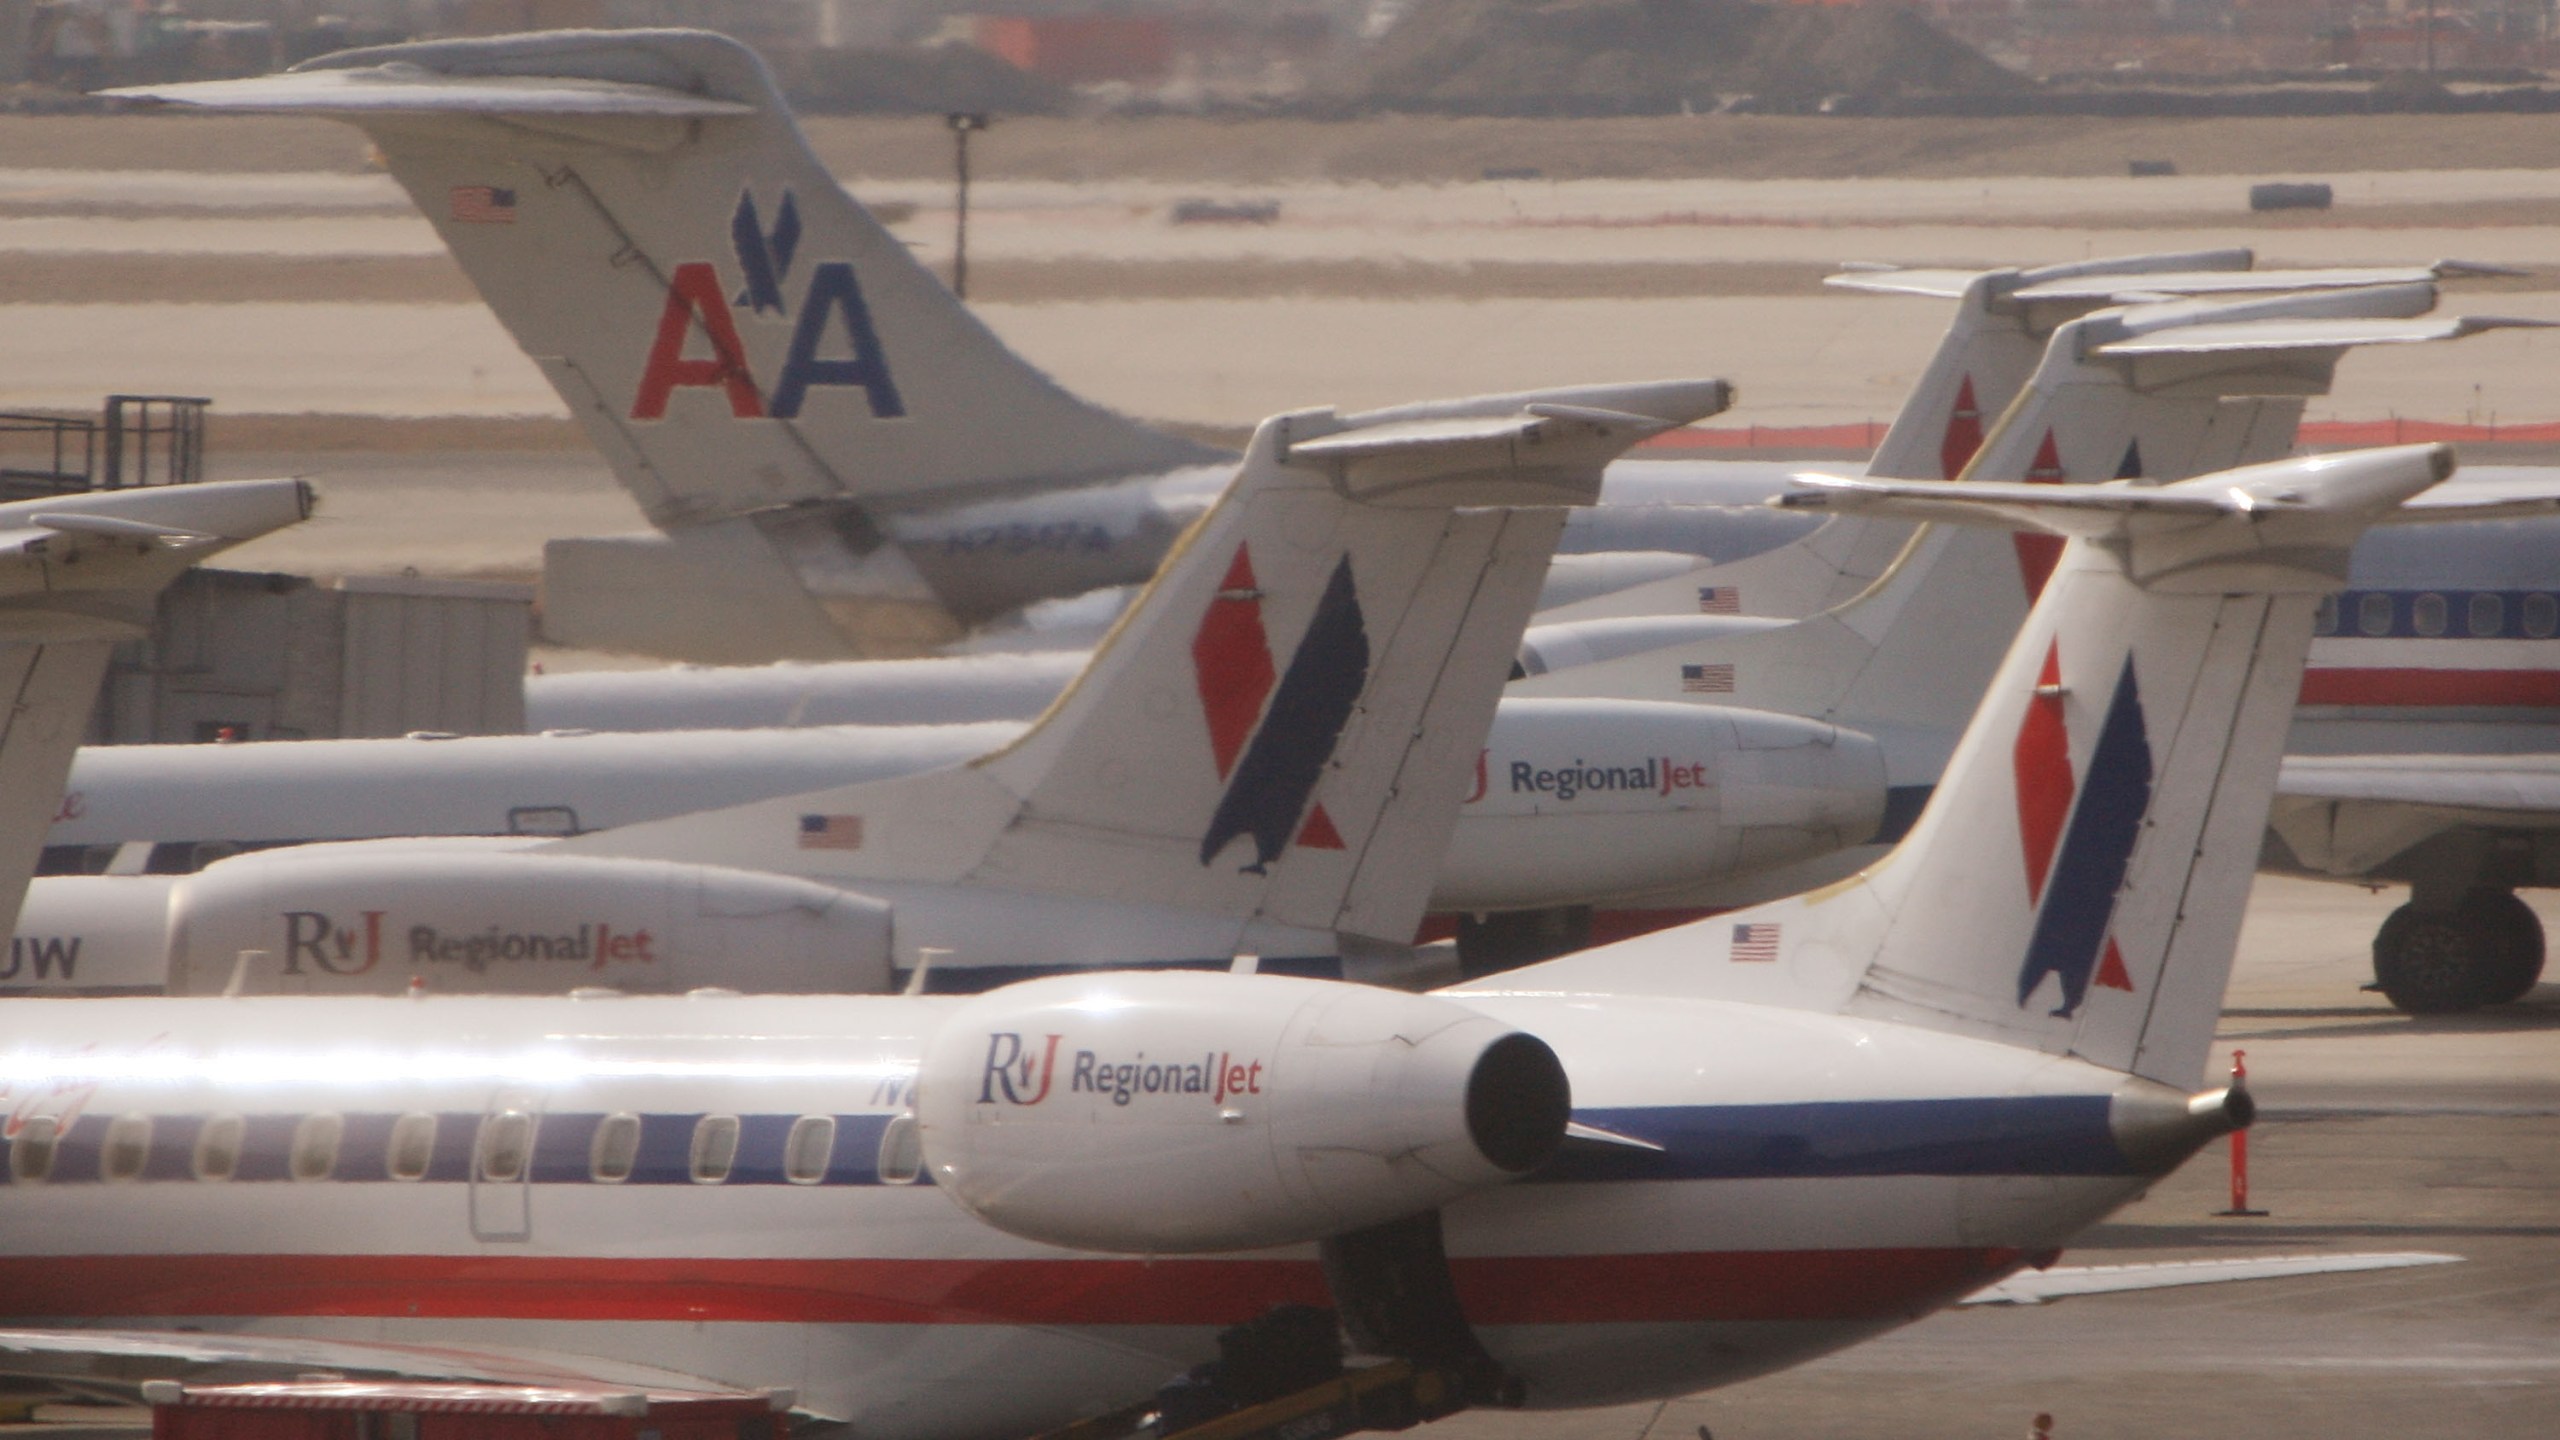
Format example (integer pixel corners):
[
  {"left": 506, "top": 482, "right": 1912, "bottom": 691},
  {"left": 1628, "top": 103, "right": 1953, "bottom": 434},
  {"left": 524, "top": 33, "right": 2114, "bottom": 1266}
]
[
  {"left": 2314, "top": 590, "right": 2560, "bottom": 639},
  {"left": 5, "top": 1110, "right": 926, "bottom": 1188}
]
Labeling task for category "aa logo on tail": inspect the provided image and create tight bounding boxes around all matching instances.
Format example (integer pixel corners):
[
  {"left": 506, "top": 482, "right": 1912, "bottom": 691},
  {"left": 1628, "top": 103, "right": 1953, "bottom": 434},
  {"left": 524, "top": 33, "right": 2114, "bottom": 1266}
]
[
  {"left": 631, "top": 189, "right": 906, "bottom": 423},
  {"left": 1191, "top": 543, "right": 1370, "bottom": 875},
  {"left": 2011, "top": 643, "right": 2150, "bottom": 1017}
]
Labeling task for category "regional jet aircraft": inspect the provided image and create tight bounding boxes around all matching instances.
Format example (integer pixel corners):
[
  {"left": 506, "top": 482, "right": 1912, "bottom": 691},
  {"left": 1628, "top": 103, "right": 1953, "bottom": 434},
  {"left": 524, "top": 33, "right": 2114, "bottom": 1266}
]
[
  {"left": 15, "top": 380, "right": 1774, "bottom": 997},
  {"left": 25, "top": 279, "right": 2546, "bottom": 1003},
  {"left": 0, "top": 442, "right": 2465, "bottom": 1436}
]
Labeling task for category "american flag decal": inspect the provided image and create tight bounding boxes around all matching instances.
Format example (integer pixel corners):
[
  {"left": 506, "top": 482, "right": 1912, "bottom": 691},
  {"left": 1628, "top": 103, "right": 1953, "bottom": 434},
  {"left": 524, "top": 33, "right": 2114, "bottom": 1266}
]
[
  {"left": 1681, "top": 663, "right": 1735, "bottom": 694},
  {"left": 798, "top": 814, "right": 863, "bottom": 850},
  {"left": 450, "top": 185, "right": 517, "bottom": 224},
  {"left": 1697, "top": 586, "right": 1741, "bottom": 615},
  {"left": 1730, "top": 922, "right": 1781, "bottom": 962}
]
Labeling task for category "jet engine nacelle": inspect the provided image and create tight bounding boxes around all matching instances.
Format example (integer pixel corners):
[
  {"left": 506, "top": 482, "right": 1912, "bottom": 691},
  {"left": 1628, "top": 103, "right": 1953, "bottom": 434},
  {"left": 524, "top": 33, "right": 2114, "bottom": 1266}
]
[
  {"left": 914, "top": 972, "right": 1569, "bottom": 1254},
  {"left": 1437, "top": 697, "right": 1888, "bottom": 909},
  {"left": 13, "top": 843, "right": 894, "bottom": 996}
]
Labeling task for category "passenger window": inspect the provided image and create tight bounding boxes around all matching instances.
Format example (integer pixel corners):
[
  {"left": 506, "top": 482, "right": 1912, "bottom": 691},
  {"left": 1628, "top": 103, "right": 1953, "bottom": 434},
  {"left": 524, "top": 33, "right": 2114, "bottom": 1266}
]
[
  {"left": 2525, "top": 594, "right": 2558, "bottom": 639},
  {"left": 34, "top": 844, "right": 102, "bottom": 877},
  {"left": 387, "top": 1113, "right": 437, "bottom": 1182},
  {"left": 876, "top": 1113, "right": 923, "bottom": 1186},
  {"left": 194, "top": 1114, "right": 244, "bottom": 1181},
  {"left": 2470, "top": 592, "right": 2505, "bottom": 637},
  {"left": 783, "top": 1115, "right": 836, "bottom": 1185},
  {"left": 506, "top": 806, "right": 581, "bottom": 837},
  {"left": 9, "top": 1116, "right": 59, "bottom": 1183},
  {"left": 189, "top": 841, "right": 240, "bottom": 871},
  {"left": 477, "top": 1112, "right": 534, "bottom": 1183},
  {"left": 2410, "top": 593, "right": 2447, "bottom": 637},
  {"left": 291, "top": 1113, "right": 344, "bottom": 1182},
  {"left": 690, "top": 1115, "right": 740, "bottom": 1184},
  {"left": 590, "top": 1113, "right": 642, "bottom": 1183},
  {"left": 2356, "top": 592, "right": 2394, "bottom": 636},
  {"left": 2312, "top": 594, "right": 2339, "bottom": 636},
  {"left": 102, "top": 1113, "right": 152, "bottom": 1183}
]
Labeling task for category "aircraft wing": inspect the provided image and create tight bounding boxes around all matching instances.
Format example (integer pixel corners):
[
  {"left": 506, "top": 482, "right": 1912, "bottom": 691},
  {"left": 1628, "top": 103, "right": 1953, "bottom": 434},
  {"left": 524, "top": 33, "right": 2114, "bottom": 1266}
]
[
  {"left": 104, "top": 64, "right": 754, "bottom": 116},
  {"left": 2278, "top": 756, "right": 2560, "bottom": 817},
  {"left": 1961, "top": 1251, "right": 2461, "bottom": 1306},
  {"left": 2271, "top": 756, "right": 2560, "bottom": 881}
]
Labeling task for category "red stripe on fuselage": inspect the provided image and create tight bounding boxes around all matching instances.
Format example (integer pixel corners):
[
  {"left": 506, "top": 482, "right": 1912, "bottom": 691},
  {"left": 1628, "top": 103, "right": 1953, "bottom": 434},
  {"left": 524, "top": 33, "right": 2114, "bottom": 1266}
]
[
  {"left": 2299, "top": 668, "right": 2560, "bottom": 709},
  {"left": 0, "top": 1248, "right": 2020, "bottom": 1327}
]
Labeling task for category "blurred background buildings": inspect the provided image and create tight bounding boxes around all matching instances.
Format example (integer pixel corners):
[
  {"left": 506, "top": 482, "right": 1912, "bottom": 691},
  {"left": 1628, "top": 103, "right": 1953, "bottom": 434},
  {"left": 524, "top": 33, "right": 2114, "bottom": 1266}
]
[{"left": 5, "top": 0, "right": 2558, "bottom": 119}]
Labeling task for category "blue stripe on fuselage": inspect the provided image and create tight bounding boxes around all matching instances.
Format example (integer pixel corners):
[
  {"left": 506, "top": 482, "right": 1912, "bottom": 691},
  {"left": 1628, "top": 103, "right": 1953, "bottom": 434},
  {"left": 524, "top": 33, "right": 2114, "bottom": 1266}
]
[
  {"left": 1549, "top": 1095, "right": 2133, "bottom": 1181},
  {"left": 30, "top": 1095, "right": 2139, "bottom": 1189}
]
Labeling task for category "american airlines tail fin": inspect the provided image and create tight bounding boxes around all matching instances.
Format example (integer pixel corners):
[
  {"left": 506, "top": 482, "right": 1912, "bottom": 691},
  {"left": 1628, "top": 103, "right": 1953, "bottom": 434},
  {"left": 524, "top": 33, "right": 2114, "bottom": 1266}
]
[
  {"left": 561, "top": 381, "right": 1725, "bottom": 948},
  {"left": 0, "top": 480, "right": 310, "bottom": 927},
  {"left": 1618, "top": 255, "right": 2491, "bottom": 626},
  {"left": 1502, "top": 445, "right": 2453, "bottom": 1087},
  {"left": 1512, "top": 285, "right": 2528, "bottom": 756},
  {"left": 114, "top": 30, "right": 1233, "bottom": 661},
  {"left": 113, "top": 31, "right": 1218, "bottom": 526}
]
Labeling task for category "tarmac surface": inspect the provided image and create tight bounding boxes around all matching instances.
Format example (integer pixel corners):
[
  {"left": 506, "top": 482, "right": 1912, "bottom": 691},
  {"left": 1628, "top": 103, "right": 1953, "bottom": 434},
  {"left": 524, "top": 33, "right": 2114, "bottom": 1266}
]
[{"left": 8, "top": 165, "right": 2560, "bottom": 427}]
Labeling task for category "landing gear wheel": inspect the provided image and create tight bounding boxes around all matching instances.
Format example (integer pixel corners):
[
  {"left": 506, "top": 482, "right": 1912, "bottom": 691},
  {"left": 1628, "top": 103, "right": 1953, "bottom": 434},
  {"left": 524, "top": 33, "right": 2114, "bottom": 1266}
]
[
  {"left": 2373, "top": 890, "right": 2546, "bottom": 1014},
  {"left": 2469, "top": 890, "right": 2546, "bottom": 1006}
]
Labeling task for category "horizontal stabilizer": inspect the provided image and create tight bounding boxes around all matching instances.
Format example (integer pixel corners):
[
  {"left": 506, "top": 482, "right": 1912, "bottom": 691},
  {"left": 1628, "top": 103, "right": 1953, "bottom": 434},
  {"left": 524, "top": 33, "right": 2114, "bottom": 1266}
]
[
  {"left": 1780, "top": 443, "right": 2453, "bottom": 529},
  {"left": 0, "top": 480, "right": 314, "bottom": 609},
  {"left": 1287, "top": 381, "right": 1729, "bottom": 509},
  {"left": 2015, "top": 260, "right": 2509, "bottom": 304},
  {"left": 110, "top": 64, "right": 747, "bottom": 116},
  {"left": 1961, "top": 1251, "right": 2461, "bottom": 1306},
  {"left": 1825, "top": 249, "right": 2254, "bottom": 301},
  {"left": 104, "top": 63, "right": 753, "bottom": 116},
  {"left": 2097, "top": 314, "right": 2552, "bottom": 358},
  {"left": 1781, "top": 444, "right": 2452, "bottom": 593}
]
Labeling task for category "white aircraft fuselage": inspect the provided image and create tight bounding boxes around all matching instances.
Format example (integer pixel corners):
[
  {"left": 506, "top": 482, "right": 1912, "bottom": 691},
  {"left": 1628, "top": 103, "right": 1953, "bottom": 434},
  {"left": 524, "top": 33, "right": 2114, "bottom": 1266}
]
[{"left": 0, "top": 985, "right": 2203, "bottom": 1435}]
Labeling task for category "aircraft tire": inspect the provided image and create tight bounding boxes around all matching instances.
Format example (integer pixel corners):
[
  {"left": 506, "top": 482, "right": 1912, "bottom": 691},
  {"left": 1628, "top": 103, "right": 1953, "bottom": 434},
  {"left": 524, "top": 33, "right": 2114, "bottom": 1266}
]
[
  {"left": 2469, "top": 890, "right": 2546, "bottom": 1006},
  {"left": 2372, "top": 890, "right": 2545, "bottom": 1014}
]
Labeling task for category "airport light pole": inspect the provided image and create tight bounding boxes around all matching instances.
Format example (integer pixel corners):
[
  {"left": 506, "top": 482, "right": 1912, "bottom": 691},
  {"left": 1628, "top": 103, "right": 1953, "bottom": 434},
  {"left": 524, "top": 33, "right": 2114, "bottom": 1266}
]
[{"left": 947, "top": 111, "right": 992, "bottom": 299}]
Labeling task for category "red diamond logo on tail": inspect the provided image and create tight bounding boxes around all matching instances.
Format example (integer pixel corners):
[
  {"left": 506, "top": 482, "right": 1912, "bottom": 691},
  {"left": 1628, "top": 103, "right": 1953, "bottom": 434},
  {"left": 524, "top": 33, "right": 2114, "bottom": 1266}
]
[
  {"left": 1940, "top": 375, "right": 1984, "bottom": 479},
  {"left": 2094, "top": 937, "right": 2134, "bottom": 992},
  {"left": 1295, "top": 803, "right": 1346, "bottom": 851},
  {"left": 2012, "top": 641, "right": 2073, "bottom": 903},
  {"left": 2012, "top": 429, "right": 2067, "bottom": 600},
  {"left": 1191, "top": 545, "right": 1277, "bottom": 779}
]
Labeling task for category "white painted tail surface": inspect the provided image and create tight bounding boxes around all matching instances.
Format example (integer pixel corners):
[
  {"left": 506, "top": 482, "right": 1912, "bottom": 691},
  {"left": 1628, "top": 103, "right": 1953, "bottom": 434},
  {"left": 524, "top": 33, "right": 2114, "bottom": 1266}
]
[
  {"left": 0, "top": 480, "right": 311, "bottom": 927},
  {"left": 1511, "top": 282, "right": 2527, "bottom": 769},
  {"left": 1591, "top": 254, "right": 2465, "bottom": 631},
  {"left": 563, "top": 382, "right": 1725, "bottom": 947},
  {"left": 114, "top": 30, "right": 1218, "bottom": 528},
  {"left": 1487, "top": 445, "right": 2454, "bottom": 1087}
]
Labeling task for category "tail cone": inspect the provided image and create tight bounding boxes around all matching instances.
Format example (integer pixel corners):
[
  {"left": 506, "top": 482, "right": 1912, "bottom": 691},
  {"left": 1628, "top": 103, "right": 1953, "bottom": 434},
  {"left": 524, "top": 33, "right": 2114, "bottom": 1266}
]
[{"left": 2108, "top": 1077, "right": 2253, "bottom": 1175}]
